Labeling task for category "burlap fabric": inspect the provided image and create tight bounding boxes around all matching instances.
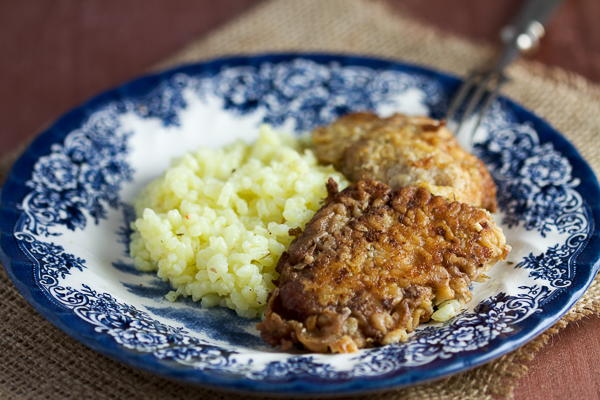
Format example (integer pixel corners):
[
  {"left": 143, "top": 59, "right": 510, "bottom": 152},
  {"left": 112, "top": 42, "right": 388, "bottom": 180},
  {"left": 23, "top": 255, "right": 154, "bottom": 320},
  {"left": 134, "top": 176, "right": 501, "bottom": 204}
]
[{"left": 1, "top": 0, "right": 599, "bottom": 399}]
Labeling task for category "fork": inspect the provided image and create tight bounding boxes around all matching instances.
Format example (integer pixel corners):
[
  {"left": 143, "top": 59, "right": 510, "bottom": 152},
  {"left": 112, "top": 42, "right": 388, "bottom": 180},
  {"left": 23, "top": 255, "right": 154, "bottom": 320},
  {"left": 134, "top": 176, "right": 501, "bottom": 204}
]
[{"left": 447, "top": 0, "right": 564, "bottom": 148}]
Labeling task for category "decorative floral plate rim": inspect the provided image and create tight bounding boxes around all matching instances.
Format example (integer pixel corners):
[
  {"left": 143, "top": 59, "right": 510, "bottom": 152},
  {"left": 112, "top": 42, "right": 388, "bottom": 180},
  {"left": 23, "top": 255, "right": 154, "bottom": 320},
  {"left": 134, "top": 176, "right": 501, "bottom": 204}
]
[{"left": 1, "top": 53, "right": 599, "bottom": 396}]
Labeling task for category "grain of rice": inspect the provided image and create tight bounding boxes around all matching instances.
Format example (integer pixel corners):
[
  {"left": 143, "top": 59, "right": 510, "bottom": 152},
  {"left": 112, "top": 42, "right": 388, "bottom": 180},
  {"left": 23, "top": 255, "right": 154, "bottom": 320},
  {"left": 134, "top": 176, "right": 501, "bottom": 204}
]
[{"left": 130, "top": 125, "right": 347, "bottom": 318}]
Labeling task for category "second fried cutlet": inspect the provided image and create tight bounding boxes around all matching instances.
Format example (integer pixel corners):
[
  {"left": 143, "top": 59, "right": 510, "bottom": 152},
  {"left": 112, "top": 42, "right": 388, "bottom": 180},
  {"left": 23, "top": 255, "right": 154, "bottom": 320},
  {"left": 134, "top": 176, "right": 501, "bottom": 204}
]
[
  {"left": 257, "top": 179, "right": 510, "bottom": 353},
  {"left": 312, "top": 112, "right": 497, "bottom": 211}
]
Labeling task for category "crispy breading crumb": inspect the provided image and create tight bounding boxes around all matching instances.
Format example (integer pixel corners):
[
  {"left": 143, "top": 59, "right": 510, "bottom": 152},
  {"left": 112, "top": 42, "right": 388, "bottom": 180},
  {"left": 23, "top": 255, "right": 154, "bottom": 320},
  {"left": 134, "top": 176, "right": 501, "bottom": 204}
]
[
  {"left": 312, "top": 112, "right": 497, "bottom": 211},
  {"left": 257, "top": 180, "right": 510, "bottom": 353}
]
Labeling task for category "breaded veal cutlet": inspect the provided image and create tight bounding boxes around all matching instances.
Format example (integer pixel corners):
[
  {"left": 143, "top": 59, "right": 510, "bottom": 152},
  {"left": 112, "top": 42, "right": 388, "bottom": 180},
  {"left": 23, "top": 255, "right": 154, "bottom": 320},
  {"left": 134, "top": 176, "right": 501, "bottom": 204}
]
[
  {"left": 312, "top": 112, "right": 497, "bottom": 212},
  {"left": 257, "top": 179, "right": 510, "bottom": 353}
]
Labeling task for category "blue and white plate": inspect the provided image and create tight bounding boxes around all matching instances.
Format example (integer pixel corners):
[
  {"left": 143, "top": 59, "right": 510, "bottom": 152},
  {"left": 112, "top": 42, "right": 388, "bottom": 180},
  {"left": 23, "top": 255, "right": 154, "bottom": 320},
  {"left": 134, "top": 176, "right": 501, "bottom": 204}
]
[{"left": 1, "top": 54, "right": 599, "bottom": 396}]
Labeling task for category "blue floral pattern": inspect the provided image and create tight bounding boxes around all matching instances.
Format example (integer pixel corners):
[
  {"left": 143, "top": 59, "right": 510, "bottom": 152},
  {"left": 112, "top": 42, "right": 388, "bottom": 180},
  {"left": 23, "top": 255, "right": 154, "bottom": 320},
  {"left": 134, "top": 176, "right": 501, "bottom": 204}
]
[
  {"left": 192, "top": 59, "right": 446, "bottom": 130},
  {"left": 475, "top": 109, "right": 590, "bottom": 289},
  {"left": 116, "top": 203, "right": 135, "bottom": 255},
  {"left": 15, "top": 232, "right": 85, "bottom": 282},
  {"left": 128, "top": 75, "right": 188, "bottom": 126},
  {"left": 477, "top": 121, "right": 585, "bottom": 237},
  {"left": 21, "top": 108, "right": 133, "bottom": 236},
  {"left": 7, "top": 57, "right": 595, "bottom": 387},
  {"left": 53, "top": 284, "right": 244, "bottom": 370}
]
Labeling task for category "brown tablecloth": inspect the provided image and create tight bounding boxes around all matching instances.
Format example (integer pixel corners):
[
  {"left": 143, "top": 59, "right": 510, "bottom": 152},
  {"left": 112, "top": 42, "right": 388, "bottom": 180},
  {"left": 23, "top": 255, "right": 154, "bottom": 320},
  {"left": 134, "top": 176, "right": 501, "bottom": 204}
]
[{"left": 2, "top": 0, "right": 600, "bottom": 399}]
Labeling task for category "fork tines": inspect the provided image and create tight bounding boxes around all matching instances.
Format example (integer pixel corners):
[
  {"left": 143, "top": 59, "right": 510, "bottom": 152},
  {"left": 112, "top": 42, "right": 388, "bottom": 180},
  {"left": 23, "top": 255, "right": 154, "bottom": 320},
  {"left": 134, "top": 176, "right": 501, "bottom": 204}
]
[{"left": 446, "top": 70, "right": 508, "bottom": 144}]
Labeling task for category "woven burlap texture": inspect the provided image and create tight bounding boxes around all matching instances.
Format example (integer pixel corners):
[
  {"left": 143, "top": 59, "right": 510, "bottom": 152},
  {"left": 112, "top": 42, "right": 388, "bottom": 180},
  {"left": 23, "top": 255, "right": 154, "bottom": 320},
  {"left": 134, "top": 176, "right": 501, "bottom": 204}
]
[{"left": 1, "top": 0, "right": 599, "bottom": 399}]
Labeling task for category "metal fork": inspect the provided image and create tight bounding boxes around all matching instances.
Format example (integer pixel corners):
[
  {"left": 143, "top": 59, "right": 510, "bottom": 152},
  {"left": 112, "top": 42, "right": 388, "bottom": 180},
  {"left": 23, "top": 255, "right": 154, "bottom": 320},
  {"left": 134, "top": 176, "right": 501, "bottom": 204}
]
[{"left": 447, "top": 0, "right": 564, "bottom": 147}]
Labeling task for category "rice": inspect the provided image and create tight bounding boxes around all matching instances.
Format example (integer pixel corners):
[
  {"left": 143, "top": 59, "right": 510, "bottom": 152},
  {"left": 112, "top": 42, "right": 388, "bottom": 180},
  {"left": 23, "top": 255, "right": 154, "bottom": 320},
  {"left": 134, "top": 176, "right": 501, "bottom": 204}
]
[{"left": 129, "top": 125, "right": 347, "bottom": 318}]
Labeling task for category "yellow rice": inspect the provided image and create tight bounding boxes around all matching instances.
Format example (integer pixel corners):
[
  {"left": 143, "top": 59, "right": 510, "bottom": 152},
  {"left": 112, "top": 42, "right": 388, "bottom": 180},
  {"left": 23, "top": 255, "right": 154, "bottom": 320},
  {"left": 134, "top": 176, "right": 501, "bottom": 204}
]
[{"left": 129, "top": 126, "right": 347, "bottom": 318}]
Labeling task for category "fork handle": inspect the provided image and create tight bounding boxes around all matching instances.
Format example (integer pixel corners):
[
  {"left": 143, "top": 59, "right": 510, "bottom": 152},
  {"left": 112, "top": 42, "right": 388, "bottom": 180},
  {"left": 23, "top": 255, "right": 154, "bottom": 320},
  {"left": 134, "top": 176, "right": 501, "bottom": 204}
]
[{"left": 492, "top": 0, "right": 564, "bottom": 72}]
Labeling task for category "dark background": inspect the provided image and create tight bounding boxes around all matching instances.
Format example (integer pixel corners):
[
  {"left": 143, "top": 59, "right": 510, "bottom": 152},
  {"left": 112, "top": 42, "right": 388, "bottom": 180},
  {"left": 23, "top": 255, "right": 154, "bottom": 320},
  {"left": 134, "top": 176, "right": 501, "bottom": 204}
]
[{"left": 1, "top": 1, "right": 599, "bottom": 399}]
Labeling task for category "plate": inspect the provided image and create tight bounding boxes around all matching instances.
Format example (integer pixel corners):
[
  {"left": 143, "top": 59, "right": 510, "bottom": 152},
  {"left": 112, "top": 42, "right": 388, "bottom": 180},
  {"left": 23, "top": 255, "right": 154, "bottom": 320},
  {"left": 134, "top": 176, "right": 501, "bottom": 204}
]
[{"left": 1, "top": 53, "right": 599, "bottom": 396}]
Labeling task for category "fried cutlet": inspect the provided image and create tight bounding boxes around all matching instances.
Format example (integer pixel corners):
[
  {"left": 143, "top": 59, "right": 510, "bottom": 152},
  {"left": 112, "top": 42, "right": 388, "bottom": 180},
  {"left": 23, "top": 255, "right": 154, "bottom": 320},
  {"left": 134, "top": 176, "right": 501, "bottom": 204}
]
[
  {"left": 312, "top": 112, "right": 497, "bottom": 211},
  {"left": 257, "top": 179, "right": 510, "bottom": 353}
]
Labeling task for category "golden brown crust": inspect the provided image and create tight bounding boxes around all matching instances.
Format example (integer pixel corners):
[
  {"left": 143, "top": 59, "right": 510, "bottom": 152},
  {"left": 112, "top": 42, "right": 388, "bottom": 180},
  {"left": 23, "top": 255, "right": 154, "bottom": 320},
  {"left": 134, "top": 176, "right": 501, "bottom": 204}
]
[
  {"left": 257, "top": 179, "right": 510, "bottom": 353},
  {"left": 311, "top": 112, "right": 498, "bottom": 212},
  {"left": 311, "top": 112, "right": 382, "bottom": 166}
]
